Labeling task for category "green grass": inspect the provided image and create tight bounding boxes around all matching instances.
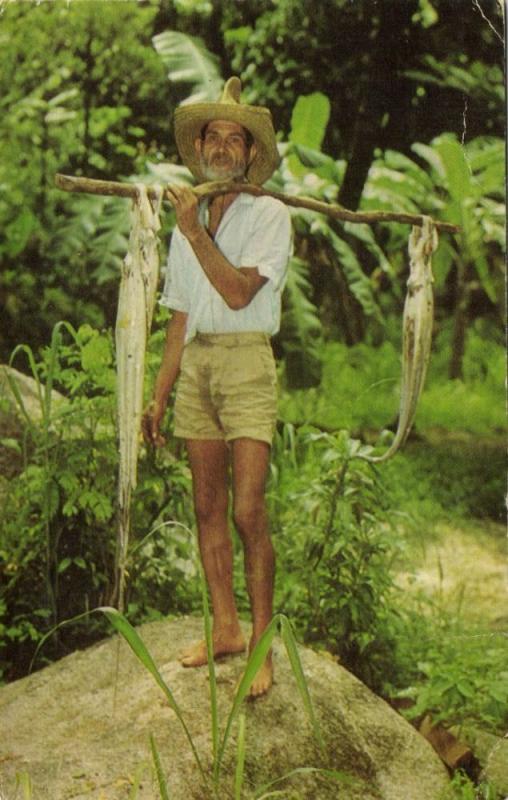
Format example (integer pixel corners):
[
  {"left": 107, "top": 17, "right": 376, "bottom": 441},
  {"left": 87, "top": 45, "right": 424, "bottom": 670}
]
[
  {"left": 439, "top": 770, "right": 500, "bottom": 800},
  {"left": 381, "top": 438, "right": 505, "bottom": 523},
  {"left": 278, "top": 328, "right": 505, "bottom": 438}
]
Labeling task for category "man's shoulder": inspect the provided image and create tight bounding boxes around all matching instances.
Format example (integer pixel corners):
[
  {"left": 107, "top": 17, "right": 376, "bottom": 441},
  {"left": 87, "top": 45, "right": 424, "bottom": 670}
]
[{"left": 244, "top": 192, "right": 290, "bottom": 220}]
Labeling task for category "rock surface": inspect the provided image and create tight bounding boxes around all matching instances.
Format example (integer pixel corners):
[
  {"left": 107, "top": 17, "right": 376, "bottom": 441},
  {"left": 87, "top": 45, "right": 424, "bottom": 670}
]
[
  {"left": 465, "top": 728, "right": 508, "bottom": 795},
  {"left": 0, "top": 364, "right": 66, "bottom": 482},
  {"left": 0, "top": 364, "right": 66, "bottom": 422},
  {"left": 0, "top": 616, "right": 449, "bottom": 799}
]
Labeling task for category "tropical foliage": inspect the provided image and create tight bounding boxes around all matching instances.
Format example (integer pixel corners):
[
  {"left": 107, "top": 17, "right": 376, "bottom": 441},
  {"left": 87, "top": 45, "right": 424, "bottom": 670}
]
[
  {"left": 0, "top": 0, "right": 504, "bottom": 360},
  {"left": 1, "top": 320, "right": 197, "bottom": 678},
  {"left": 364, "top": 134, "right": 505, "bottom": 377}
]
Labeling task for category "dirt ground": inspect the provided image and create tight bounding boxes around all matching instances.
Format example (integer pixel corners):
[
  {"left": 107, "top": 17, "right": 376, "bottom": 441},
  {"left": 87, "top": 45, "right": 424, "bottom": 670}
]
[{"left": 396, "top": 519, "right": 507, "bottom": 629}]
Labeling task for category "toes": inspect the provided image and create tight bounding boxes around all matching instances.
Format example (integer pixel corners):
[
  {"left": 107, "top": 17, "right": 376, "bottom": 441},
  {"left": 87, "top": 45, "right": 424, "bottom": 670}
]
[
  {"left": 248, "top": 682, "right": 269, "bottom": 699},
  {"left": 179, "top": 642, "right": 208, "bottom": 667},
  {"left": 247, "top": 666, "right": 273, "bottom": 699}
]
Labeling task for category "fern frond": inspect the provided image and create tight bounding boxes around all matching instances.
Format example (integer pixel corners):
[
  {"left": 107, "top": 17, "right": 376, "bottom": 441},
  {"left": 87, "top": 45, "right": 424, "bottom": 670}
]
[{"left": 53, "top": 194, "right": 130, "bottom": 285}]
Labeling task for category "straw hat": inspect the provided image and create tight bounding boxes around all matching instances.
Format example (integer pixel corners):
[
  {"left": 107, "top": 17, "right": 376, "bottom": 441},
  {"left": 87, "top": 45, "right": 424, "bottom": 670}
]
[{"left": 174, "top": 77, "right": 280, "bottom": 185}]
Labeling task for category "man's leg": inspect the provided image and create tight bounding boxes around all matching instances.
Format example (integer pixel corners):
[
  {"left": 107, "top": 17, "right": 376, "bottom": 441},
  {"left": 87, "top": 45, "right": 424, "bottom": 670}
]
[
  {"left": 181, "top": 438, "right": 245, "bottom": 667},
  {"left": 231, "top": 437, "right": 275, "bottom": 697}
]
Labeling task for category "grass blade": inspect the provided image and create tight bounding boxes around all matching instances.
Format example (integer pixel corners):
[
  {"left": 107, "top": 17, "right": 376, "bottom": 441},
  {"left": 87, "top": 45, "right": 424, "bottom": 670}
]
[
  {"left": 100, "top": 607, "right": 177, "bottom": 706},
  {"left": 127, "top": 520, "right": 194, "bottom": 560},
  {"left": 7, "top": 345, "right": 42, "bottom": 427},
  {"left": 255, "top": 766, "right": 353, "bottom": 799},
  {"left": 127, "top": 764, "right": 147, "bottom": 799},
  {"left": 43, "top": 323, "right": 62, "bottom": 424},
  {"left": 216, "top": 615, "right": 280, "bottom": 774},
  {"left": 201, "top": 567, "right": 219, "bottom": 768},
  {"left": 150, "top": 733, "right": 170, "bottom": 800},
  {"left": 15, "top": 771, "right": 33, "bottom": 799},
  {"left": 100, "top": 607, "right": 208, "bottom": 788},
  {"left": 234, "top": 712, "right": 247, "bottom": 800},
  {"left": 29, "top": 610, "right": 92, "bottom": 673},
  {"left": 279, "top": 616, "right": 324, "bottom": 749}
]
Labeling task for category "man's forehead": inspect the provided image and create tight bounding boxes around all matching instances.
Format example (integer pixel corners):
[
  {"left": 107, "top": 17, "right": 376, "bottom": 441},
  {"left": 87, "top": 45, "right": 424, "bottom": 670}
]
[{"left": 207, "top": 120, "right": 246, "bottom": 136}]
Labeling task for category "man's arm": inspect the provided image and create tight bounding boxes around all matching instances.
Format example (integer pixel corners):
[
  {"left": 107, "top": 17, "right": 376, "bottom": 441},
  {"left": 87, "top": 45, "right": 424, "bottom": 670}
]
[
  {"left": 166, "top": 186, "right": 267, "bottom": 310},
  {"left": 141, "top": 310, "right": 187, "bottom": 447},
  {"left": 186, "top": 226, "right": 267, "bottom": 310}
]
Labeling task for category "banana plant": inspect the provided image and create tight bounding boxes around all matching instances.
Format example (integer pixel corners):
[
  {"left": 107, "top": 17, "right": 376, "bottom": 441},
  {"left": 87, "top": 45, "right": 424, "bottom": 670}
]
[
  {"left": 266, "top": 92, "right": 390, "bottom": 385},
  {"left": 152, "top": 29, "right": 223, "bottom": 103}
]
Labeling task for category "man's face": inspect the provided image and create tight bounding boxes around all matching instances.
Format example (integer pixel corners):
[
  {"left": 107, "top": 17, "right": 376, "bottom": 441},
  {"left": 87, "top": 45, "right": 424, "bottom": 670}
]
[{"left": 195, "top": 120, "right": 254, "bottom": 181}]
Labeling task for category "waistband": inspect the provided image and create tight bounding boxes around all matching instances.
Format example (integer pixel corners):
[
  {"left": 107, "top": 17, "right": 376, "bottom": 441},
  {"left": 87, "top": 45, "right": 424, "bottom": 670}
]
[{"left": 192, "top": 332, "right": 271, "bottom": 347}]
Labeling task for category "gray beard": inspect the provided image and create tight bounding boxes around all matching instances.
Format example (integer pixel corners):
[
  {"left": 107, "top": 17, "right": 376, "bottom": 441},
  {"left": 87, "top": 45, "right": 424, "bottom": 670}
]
[{"left": 200, "top": 157, "right": 246, "bottom": 182}]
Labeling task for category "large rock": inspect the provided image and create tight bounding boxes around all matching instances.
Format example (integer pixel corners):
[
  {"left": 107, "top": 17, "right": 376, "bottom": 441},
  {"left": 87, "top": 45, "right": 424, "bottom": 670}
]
[
  {"left": 465, "top": 729, "right": 508, "bottom": 795},
  {"left": 0, "top": 364, "right": 67, "bottom": 481},
  {"left": 0, "top": 364, "right": 65, "bottom": 424},
  {"left": 0, "top": 616, "right": 449, "bottom": 799}
]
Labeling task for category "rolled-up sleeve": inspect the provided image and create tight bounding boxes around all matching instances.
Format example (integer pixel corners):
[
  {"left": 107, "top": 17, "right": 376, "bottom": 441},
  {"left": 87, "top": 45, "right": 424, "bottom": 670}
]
[
  {"left": 159, "top": 230, "right": 189, "bottom": 312},
  {"left": 241, "top": 198, "right": 292, "bottom": 291}
]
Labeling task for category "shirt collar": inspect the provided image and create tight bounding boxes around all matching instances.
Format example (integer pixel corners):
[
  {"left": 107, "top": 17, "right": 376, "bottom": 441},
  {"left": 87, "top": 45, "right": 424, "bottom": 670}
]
[
  {"left": 200, "top": 191, "right": 255, "bottom": 204},
  {"left": 235, "top": 192, "right": 256, "bottom": 206},
  {"left": 199, "top": 191, "right": 255, "bottom": 224}
]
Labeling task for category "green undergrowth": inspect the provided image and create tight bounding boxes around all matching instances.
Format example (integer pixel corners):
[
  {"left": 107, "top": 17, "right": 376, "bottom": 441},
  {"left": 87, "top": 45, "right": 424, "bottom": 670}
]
[
  {"left": 278, "top": 322, "right": 505, "bottom": 438},
  {"left": 440, "top": 770, "right": 500, "bottom": 800},
  {"left": 0, "top": 322, "right": 198, "bottom": 683},
  {"left": 381, "top": 438, "right": 505, "bottom": 524},
  {"left": 259, "top": 423, "right": 508, "bottom": 739}
]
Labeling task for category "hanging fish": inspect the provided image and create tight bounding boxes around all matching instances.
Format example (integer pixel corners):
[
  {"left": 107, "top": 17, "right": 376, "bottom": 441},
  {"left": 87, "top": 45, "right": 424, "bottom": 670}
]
[
  {"left": 366, "top": 217, "right": 438, "bottom": 463},
  {"left": 113, "top": 183, "right": 163, "bottom": 609}
]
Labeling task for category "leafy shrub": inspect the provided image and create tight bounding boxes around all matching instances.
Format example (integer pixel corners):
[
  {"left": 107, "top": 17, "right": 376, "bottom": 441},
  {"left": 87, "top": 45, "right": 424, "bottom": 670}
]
[
  {"left": 278, "top": 339, "right": 402, "bottom": 432},
  {"left": 394, "top": 609, "right": 508, "bottom": 734},
  {"left": 0, "top": 322, "right": 197, "bottom": 682},
  {"left": 269, "top": 426, "right": 405, "bottom": 692},
  {"left": 266, "top": 422, "right": 507, "bottom": 735},
  {"left": 127, "top": 517, "right": 200, "bottom": 622}
]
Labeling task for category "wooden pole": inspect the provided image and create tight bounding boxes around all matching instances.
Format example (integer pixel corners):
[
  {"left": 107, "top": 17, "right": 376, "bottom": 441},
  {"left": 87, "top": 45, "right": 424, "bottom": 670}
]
[{"left": 54, "top": 173, "right": 460, "bottom": 234}]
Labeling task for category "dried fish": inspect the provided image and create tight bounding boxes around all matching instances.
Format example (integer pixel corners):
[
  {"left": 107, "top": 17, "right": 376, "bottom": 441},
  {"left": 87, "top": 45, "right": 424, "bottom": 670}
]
[
  {"left": 366, "top": 217, "right": 438, "bottom": 463},
  {"left": 114, "top": 183, "right": 163, "bottom": 609}
]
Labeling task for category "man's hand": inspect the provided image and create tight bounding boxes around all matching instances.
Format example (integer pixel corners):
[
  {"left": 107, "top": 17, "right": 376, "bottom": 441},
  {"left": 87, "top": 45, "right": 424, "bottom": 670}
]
[
  {"left": 141, "top": 399, "right": 167, "bottom": 447},
  {"left": 166, "top": 185, "right": 202, "bottom": 242}
]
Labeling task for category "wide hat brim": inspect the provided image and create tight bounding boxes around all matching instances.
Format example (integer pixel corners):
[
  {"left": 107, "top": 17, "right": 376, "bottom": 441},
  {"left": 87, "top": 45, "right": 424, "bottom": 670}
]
[{"left": 174, "top": 79, "right": 280, "bottom": 186}]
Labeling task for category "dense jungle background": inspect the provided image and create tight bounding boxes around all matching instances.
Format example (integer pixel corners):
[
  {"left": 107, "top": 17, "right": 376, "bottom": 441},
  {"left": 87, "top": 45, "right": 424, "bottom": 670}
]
[{"left": 0, "top": 0, "right": 505, "bottom": 796}]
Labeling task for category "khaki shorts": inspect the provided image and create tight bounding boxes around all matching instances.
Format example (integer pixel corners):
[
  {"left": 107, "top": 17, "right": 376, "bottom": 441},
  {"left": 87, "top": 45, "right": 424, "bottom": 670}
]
[{"left": 174, "top": 332, "right": 278, "bottom": 445}]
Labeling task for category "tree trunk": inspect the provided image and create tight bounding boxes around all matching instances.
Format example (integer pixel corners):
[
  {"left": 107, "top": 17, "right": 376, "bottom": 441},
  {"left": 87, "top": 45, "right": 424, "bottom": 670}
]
[
  {"left": 449, "top": 296, "right": 468, "bottom": 380},
  {"left": 448, "top": 263, "right": 470, "bottom": 380},
  {"left": 338, "top": 0, "right": 418, "bottom": 211}
]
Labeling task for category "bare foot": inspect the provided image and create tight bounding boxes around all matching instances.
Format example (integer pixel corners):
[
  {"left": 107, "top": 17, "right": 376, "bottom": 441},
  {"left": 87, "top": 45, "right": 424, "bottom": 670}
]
[
  {"left": 180, "top": 630, "right": 246, "bottom": 668},
  {"left": 248, "top": 640, "right": 273, "bottom": 699}
]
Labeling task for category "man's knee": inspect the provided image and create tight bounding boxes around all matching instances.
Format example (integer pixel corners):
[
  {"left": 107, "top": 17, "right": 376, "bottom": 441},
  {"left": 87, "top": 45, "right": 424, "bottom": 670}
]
[
  {"left": 233, "top": 497, "right": 267, "bottom": 540},
  {"left": 194, "top": 487, "right": 228, "bottom": 526}
]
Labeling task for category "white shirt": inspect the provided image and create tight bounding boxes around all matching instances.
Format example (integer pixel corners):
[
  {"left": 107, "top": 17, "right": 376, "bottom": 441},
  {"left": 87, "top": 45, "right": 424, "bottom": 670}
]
[{"left": 160, "top": 193, "right": 292, "bottom": 343}]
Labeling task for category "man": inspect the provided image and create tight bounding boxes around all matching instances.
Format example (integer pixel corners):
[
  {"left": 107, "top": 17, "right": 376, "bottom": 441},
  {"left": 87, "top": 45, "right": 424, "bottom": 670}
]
[{"left": 142, "top": 77, "right": 292, "bottom": 698}]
